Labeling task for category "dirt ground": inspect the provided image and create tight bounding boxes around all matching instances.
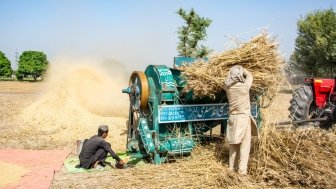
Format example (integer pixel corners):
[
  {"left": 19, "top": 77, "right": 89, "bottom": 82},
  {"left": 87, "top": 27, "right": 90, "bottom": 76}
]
[
  {"left": 0, "top": 80, "right": 293, "bottom": 188},
  {"left": 0, "top": 161, "right": 27, "bottom": 188}
]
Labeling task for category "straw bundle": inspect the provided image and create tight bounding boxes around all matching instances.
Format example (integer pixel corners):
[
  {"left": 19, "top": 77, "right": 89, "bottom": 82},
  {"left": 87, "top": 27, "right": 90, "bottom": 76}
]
[{"left": 180, "top": 32, "right": 282, "bottom": 101}]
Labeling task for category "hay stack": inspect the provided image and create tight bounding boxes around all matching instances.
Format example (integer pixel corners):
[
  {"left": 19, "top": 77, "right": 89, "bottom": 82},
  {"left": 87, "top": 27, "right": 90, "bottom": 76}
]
[{"left": 180, "top": 32, "right": 283, "bottom": 101}]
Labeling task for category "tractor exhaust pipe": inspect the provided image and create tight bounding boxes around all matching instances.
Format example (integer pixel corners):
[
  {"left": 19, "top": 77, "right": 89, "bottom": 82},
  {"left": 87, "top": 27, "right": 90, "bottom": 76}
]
[{"left": 275, "top": 117, "right": 328, "bottom": 125}]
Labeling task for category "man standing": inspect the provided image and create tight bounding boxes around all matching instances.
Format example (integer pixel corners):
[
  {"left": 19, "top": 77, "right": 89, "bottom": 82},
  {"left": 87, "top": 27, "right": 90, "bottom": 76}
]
[
  {"left": 79, "top": 125, "right": 124, "bottom": 169},
  {"left": 224, "top": 65, "right": 253, "bottom": 175}
]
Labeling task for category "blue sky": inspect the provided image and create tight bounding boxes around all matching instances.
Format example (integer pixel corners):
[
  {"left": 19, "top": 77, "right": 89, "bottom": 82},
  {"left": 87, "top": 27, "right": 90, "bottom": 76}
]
[{"left": 0, "top": 0, "right": 335, "bottom": 70}]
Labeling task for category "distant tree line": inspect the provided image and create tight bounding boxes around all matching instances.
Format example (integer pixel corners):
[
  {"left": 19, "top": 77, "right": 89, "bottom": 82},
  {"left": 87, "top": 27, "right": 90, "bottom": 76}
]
[
  {"left": 0, "top": 51, "right": 13, "bottom": 78},
  {"left": 0, "top": 51, "right": 48, "bottom": 81}
]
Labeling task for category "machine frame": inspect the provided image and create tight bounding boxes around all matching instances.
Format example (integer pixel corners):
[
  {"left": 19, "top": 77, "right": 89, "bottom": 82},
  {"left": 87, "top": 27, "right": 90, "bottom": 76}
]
[{"left": 122, "top": 58, "right": 261, "bottom": 164}]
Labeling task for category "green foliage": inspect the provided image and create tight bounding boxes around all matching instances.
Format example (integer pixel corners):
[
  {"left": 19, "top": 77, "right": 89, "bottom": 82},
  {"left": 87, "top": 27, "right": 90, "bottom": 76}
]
[
  {"left": 0, "top": 51, "right": 13, "bottom": 78},
  {"left": 290, "top": 8, "right": 336, "bottom": 77},
  {"left": 176, "top": 8, "right": 212, "bottom": 58},
  {"left": 16, "top": 51, "right": 48, "bottom": 81}
]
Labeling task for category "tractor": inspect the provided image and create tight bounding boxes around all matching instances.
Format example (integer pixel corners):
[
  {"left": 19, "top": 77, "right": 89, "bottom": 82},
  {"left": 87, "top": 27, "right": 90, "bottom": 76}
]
[{"left": 289, "top": 78, "right": 336, "bottom": 128}]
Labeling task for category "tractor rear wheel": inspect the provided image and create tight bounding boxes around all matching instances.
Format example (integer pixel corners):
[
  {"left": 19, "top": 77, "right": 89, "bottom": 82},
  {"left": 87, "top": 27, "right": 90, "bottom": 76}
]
[{"left": 288, "top": 84, "right": 315, "bottom": 125}]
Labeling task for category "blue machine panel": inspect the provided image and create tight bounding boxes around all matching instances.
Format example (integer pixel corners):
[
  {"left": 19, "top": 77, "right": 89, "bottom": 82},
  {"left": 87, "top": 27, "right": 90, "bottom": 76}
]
[
  {"left": 155, "top": 66, "right": 175, "bottom": 91},
  {"left": 158, "top": 103, "right": 258, "bottom": 123},
  {"left": 174, "top": 57, "right": 197, "bottom": 67},
  {"left": 173, "top": 57, "right": 208, "bottom": 67}
]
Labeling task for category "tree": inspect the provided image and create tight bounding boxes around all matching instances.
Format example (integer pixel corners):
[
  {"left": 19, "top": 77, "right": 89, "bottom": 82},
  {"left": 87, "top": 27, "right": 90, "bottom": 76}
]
[
  {"left": 290, "top": 8, "right": 336, "bottom": 77},
  {"left": 176, "top": 8, "right": 212, "bottom": 58},
  {"left": 16, "top": 51, "right": 48, "bottom": 81},
  {"left": 0, "top": 51, "right": 13, "bottom": 78}
]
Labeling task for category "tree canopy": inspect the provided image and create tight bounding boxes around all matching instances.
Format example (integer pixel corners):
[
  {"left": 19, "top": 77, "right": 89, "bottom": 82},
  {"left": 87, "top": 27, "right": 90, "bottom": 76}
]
[
  {"left": 176, "top": 8, "right": 212, "bottom": 58},
  {"left": 16, "top": 51, "right": 48, "bottom": 81},
  {"left": 0, "top": 51, "right": 13, "bottom": 78},
  {"left": 290, "top": 8, "right": 336, "bottom": 77}
]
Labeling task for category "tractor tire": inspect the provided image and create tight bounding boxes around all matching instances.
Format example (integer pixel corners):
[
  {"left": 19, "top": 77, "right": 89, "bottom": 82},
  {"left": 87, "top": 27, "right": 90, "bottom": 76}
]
[{"left": 288, "top": 84, "right": 314, "bottom": 125}]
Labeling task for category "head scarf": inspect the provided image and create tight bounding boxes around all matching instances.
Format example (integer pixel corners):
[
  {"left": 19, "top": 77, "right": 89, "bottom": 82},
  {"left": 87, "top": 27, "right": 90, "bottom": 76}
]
[{"left": 224, "top": 65, "right": 245, "bottom": 87}]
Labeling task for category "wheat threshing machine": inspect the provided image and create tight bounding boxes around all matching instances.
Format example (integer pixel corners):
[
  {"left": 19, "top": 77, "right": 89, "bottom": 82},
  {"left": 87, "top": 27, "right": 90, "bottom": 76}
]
[{"left": 122, "top": 57, "right": 261, "bottom": 164}]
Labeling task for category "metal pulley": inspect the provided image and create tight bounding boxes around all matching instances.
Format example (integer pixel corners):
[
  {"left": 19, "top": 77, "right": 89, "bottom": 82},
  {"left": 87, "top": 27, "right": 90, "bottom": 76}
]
[
  {"left": 122, "top": 71, "right": 149, "bottom": 110},
  {"left": 122, "top": 71, "right": 150, "bottom": 154}
]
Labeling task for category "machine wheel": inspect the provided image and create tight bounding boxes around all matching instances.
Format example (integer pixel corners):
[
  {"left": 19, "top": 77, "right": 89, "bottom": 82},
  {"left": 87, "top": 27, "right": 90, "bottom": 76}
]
[
  {"left": 288, "top": 84, "right": 315, "bottom": 125},
  {"left": 126, "top": 71, "right": 149, "bottom": 153},
  {"left": 129, "top": 71, "right": 149, "bottom": 110}
]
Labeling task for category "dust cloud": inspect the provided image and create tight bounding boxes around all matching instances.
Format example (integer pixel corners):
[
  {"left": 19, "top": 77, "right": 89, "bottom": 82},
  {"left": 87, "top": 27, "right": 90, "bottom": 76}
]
[
  {"left": 21, "top": 57, "right": 131, "bottom": 150},
  {"left": 34, "top": 57, "right": 129, "bottom": 117}
]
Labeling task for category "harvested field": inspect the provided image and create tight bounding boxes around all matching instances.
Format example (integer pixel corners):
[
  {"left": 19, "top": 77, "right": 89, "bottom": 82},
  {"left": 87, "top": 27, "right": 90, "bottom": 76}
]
[
  {"left": 2, "top": 79, "right": 335, "bottom": 188},
  {"left": 1, "top": 55, "right": 335, "bottom": 188}
]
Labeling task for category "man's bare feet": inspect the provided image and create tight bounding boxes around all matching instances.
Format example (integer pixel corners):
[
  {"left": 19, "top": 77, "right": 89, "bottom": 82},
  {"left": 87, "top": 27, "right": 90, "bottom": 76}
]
[{"left": 92, "top": 161, "right": 100, "bottom": 168}]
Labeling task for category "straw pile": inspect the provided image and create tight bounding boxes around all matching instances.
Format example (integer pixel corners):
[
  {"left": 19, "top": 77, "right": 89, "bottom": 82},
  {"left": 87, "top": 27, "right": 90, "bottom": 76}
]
[
  {"left": 52, "top": 144, "right": 257, "bottom": 189},
  {"left": 248, "top": 127, "right": 336, "bottom": 187},
  {"left": 179, "top": 32, "right": 336, "bottom": 188},
  {"left": 53, "top": 125, "right": 336, "bottom": 188},
  {"left": 180, "top": 32, "right": 282, "bottom": 102}
]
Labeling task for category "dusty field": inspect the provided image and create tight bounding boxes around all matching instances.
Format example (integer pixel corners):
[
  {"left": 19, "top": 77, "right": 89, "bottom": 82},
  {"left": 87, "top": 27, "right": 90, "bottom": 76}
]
[
  {"left": 0, "top": 78, "right": 296, "bottom": 188},
  {"left": 2, "top": 76, "right": 336, "bottom": 188},
  {"left": 0, "top": 80, "right": 231, "bottom": 188},
  {"left": 0, "top": 81, "right": 38, "bottom": 127},
  {"left": 0, "top": 63, "right": 129, "bottom": 151}
]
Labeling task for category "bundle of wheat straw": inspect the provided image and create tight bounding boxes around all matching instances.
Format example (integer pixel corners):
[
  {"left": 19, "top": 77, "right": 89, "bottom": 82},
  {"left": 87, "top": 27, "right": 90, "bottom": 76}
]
[{"left": 180, "top": 32, "right": 282, "bottom": 100}]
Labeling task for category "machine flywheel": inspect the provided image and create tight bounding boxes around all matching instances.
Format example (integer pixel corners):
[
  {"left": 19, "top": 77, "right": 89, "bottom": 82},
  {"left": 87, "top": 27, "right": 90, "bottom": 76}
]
[{"left": 129, "top": 71, "right": 149, "bottom": 110}]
